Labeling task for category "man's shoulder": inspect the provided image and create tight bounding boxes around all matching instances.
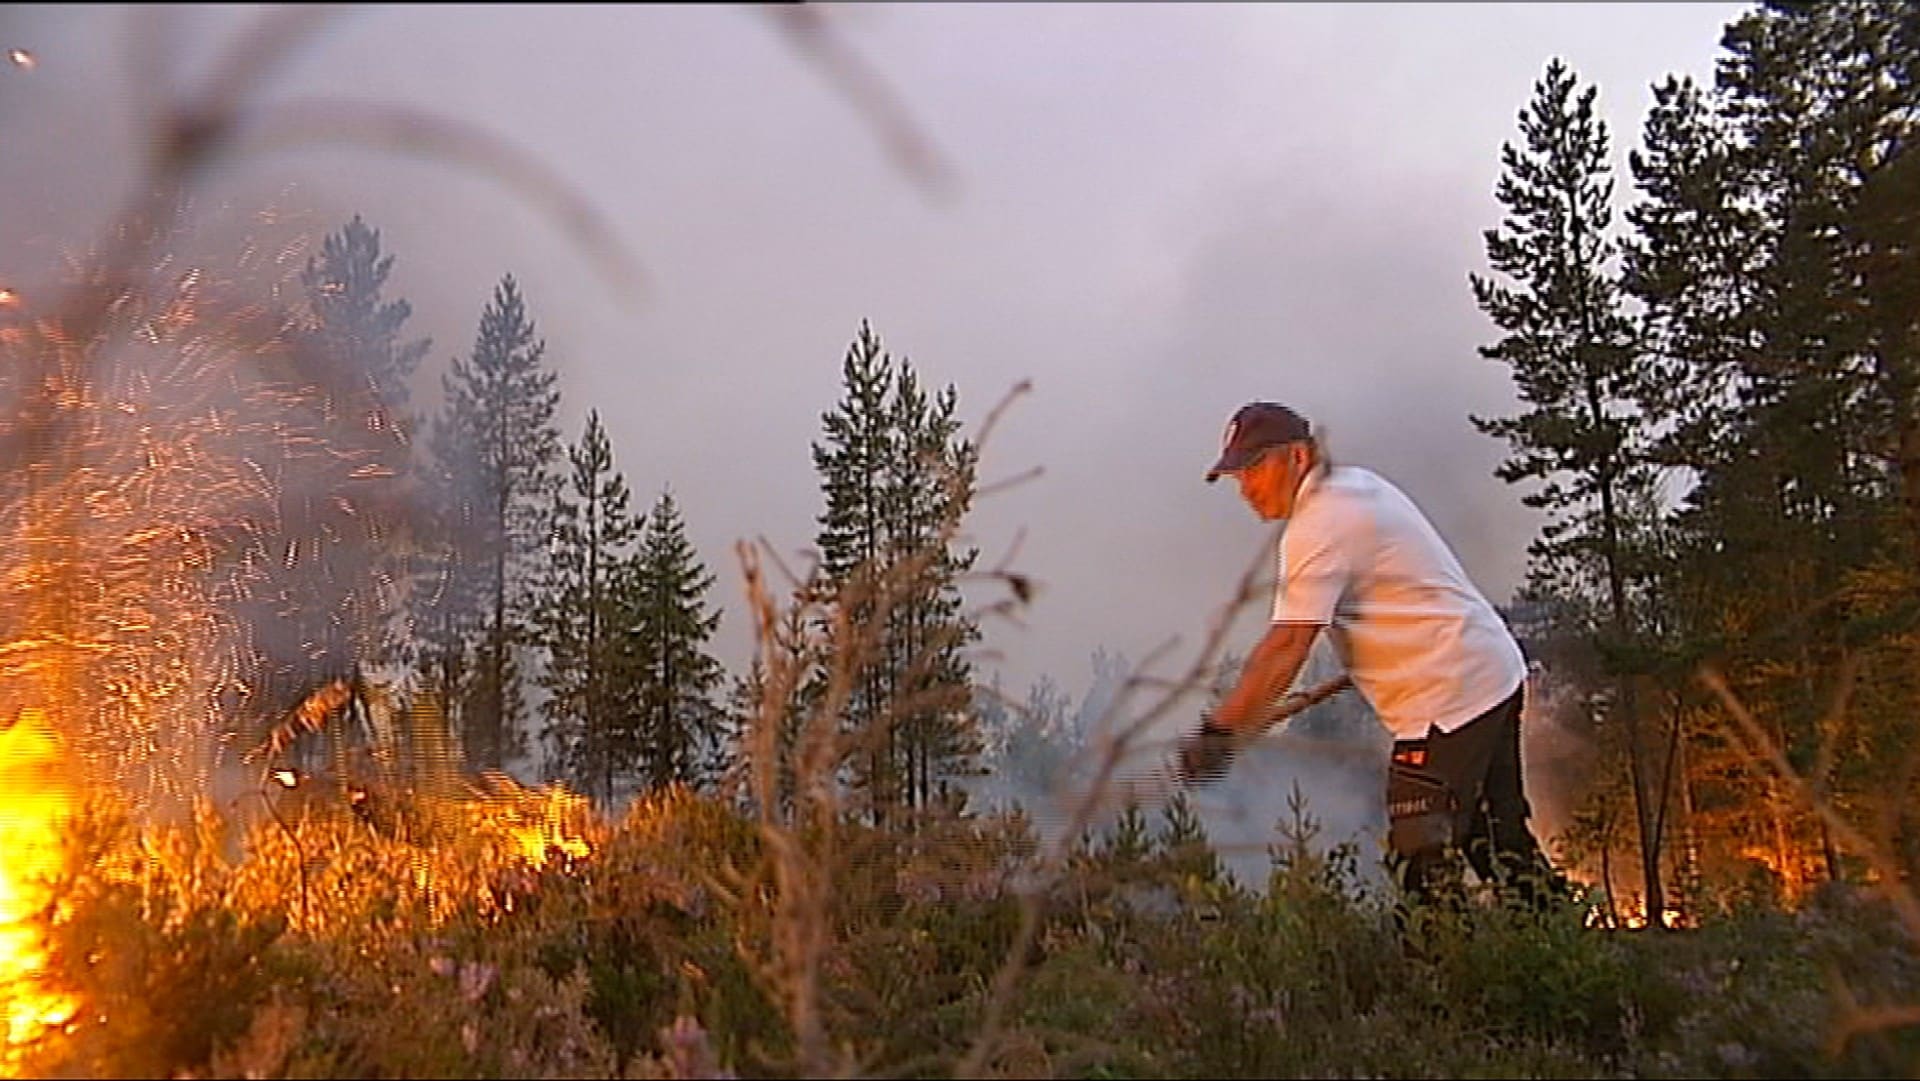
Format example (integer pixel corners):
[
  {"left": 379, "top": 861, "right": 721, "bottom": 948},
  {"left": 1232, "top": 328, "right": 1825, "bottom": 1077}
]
[
  {"left": 1326, "top": 465, "right": 1430, "bottom": 508},
  {"left": 1289, "top": 467, "right": 1373, "bottom": 538},
  {"left": 1299, "top": 467, "right": 1423, "bottom": 539},
  {"left": 1326, "top": 463, "right": 1386, "bottom": 487},
  {"left": 1314, "top": 465, "right": 1392, "bottom": 507}
]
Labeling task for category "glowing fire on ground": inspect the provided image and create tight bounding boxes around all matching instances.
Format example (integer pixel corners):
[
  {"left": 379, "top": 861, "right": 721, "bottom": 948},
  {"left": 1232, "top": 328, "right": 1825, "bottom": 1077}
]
[
  {"left": 468, "top": 772, "right": 594, "bottom": 870},
  {"left": 0, "top": 709, "right": 78, "bottom": 1065},
  {"left": 1600, "top": 903, "right": 1691, "bottom": 931},
  {"left": 1561, "top": 866, "right": 1694, "bottom": 930}
]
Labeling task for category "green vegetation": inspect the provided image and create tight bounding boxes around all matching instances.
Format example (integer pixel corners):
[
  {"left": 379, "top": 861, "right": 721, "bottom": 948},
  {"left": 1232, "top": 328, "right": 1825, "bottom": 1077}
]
[{"left": 15, "top": 783, "right": 1920, "bottom": 1078}]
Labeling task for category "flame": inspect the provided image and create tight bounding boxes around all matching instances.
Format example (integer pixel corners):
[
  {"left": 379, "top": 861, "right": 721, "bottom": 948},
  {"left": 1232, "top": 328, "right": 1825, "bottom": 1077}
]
[
  {"left": 1561, "top": 865, "right": 1693, "bottom": 930},
  {"left": 1594, "top": 901, "right": 1691, "bottom": 931},
  {"left": 515, "top": 787, "right": 592, "bottom": 868},
  {"left": 0, "top": 709, "right": 78, "bottom": 1068},
  {"left": 467, "top": 773, "right": 593, "bottom": 870},
  {"left": 1735, "top": 842, "right": 1810, "bottom": 901}
]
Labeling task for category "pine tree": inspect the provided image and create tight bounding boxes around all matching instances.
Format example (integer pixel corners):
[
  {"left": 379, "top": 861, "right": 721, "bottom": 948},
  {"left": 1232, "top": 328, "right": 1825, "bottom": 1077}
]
[
  {"left": 1471, "top": 58, "right": 1672, "bottom": 917},
  {"left": 413, "top": 409, "right": 485, "bottom": 774},
  {"left": 810, "top": 321, "right": 983, "bottom": 827},
  {"left": 534, "top": 410, "right": 641, "bottom": 803},
  {"left": 812, "top": 320, "right": 895, "bottom": 814},
  {"left": 1621, "top": 69, "right": 1795, "bottom": 911},
  {"left": 1725, "top": 1, "right": 1920, "bottom": 558},
  {"left": 720, "top": 658, "right": 768, "bottom": 811},
  {"left": 883, "top": 361, "right": 983, "bottom": 814},
  {"left": 242, "top": 213, "right": 428, "bottom": 768},
  {"left": 1623, "top": 76, "right": 1764, "bottom": 476},
  {"left": 626, "top": 488, "right": 726, "bottom": 792},
  {"left": 1106, "top": 800, "right": 1151, "bottom": 863},
  {"left": 424, "top": 274, "right": 561, "bottom": 772},
  {"left": 301, "top": 215, "right": 432, "bottom": 415},
  {"left": 1157, "top": 788, "right": 1220, "bottom": 882},
  {"left": 1650, "top": 2, "right": 1920, "bottom": 893},
  {"left": 981, "top": 675, "right": 1073, "bottom": 814}
]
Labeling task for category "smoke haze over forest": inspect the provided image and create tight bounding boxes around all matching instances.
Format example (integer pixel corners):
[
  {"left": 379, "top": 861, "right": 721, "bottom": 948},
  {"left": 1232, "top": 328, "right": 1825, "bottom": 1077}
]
[{"left": 0, "top": 2, "right": 1742, "bottom": 740}]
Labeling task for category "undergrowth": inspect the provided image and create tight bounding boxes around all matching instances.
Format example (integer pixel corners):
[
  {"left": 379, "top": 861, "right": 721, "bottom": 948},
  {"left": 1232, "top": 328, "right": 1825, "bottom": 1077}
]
[{"left": 11, "top": 781, "right": 1918, "bottom": 1079}]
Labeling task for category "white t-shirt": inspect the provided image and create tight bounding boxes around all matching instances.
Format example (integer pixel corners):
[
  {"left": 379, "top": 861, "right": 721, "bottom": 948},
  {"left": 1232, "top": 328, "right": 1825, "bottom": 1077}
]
[{"left": 1271, "top": 465, "right": 1525, "bottom": 739}]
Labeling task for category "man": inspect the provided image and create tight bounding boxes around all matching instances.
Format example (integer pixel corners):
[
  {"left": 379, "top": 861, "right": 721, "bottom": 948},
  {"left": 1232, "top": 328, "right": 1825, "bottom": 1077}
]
[{"left": 1177, "top": 400, "right": 1561, "bottom": 909}]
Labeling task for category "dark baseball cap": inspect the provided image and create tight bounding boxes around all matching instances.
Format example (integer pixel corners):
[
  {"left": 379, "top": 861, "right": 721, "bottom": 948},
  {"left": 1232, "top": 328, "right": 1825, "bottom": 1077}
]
[{"left": 1205, "top": 401, "right": 1311, "bottom": 483}]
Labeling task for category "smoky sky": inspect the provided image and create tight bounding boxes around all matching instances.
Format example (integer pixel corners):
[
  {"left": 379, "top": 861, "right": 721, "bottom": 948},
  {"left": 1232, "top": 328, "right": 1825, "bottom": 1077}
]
[{"left": 1, "top": 4, "right": 1746, "bottom": 719}]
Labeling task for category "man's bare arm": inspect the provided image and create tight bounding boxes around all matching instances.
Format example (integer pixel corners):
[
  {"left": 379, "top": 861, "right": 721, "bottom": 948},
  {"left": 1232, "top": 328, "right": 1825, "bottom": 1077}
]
[{"left": 1210, "top": 620, "right": 1323, "bottom": 736}]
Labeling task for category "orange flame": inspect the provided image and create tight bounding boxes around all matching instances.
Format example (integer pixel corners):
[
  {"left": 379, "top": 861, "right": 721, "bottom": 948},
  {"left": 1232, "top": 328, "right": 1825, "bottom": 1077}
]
[
  {"left": 467, "top": 773, "right": 593, "bottom": 870},
  {"left": 0, "top": 709, "right": 78, "bottom": 1070}
]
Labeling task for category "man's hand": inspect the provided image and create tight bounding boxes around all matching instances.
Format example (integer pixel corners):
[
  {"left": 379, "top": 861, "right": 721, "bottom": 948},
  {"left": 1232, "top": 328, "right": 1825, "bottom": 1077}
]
[{"left": 1175, "top": 718, "right": 1239, "bottom": 786}]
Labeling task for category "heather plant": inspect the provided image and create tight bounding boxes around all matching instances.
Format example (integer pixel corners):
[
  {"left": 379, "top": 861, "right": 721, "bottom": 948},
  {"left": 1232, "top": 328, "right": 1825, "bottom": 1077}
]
[
  {"left": 17, "top": 784, "right": 625, "bottom": 1079},
  {"left": 560, "top": 784, "right": 772, "bottom": 1076},
  {"left": 15, "top": 726, "right": 1920, "bottom": 1079}
]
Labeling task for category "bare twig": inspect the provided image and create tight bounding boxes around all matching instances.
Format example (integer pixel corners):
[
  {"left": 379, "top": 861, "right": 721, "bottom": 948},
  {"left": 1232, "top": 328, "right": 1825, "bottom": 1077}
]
[
  {"left": 763, "top": 5, "right": 958, "bottom": 201},
  {"left": 1825, "top": 969, "right": 1920, "bottom": 1058},
  {"left": 232, "top": 98, "right": 647, "bottom": 304},
  {"left": 1807, "top": 649, "right": 1858, "bottom": 805}
]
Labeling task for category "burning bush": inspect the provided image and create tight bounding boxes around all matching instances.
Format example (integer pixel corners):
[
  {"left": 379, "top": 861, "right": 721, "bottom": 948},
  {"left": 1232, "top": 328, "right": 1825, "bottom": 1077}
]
[{"left": 5, "top": 779, "right": 620, "bottom": 1079}]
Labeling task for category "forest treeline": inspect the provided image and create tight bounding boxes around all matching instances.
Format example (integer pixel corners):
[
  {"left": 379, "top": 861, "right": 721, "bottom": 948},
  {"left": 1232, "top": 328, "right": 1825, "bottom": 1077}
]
[
  {"left": 211, "top": 215, "right": 989, "bottom": 829},
  {"left": 1469, "top": 0, "right": 1920, "bottom": 924},
  {"left": 255, "top": 0, "right": 1920, "bottom": 924}
]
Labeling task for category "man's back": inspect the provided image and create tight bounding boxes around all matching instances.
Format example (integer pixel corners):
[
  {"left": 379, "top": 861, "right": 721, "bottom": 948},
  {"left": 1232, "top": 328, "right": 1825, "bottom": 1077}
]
[{"left": 1277, "top": 465, "right": 1525, "bottom": 739}]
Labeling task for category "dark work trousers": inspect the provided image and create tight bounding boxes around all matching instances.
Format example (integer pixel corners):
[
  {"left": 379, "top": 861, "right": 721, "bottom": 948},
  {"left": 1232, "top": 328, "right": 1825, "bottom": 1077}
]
[{"left": 1386, "top": 685, "right": 1560, "bottom": 910}]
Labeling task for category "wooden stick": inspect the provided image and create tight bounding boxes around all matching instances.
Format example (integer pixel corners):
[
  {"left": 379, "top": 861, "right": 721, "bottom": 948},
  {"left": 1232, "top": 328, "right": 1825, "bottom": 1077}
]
[{"left": 1251, "top": 673, "right": 1353, "bottom": 736}]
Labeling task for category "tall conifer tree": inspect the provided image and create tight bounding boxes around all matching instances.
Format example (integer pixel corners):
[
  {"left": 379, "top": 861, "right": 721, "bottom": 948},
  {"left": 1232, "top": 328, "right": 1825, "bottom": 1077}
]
[
  {"left": 883, "top": 363, "right": 982, "bottom": 809},
  {"left": 626, "top": 489, "right": 726, "bottom": 791},
  {"left": 1634, "top": 2, "right": 1920, "bottom": 893},
  {"left": 810, "top": 320, "right": 981, "bottom": 826},
  {"left": 425, "top": 274, "right": 561, "bottom": 772},
  {"left": 535, "top": 410, "right": 641, "bottom": 802},
  {"left": 1471, "top": 59, "right": 1671, "bottom": 916},
  {"left": 245, "top": 214, "right": 427, "bottom": 765}
]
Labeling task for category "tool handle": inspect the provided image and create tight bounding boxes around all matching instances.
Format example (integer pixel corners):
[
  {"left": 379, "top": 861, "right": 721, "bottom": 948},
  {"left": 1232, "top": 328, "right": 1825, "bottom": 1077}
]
[{"left": 1252, "top": 673, "right": 1352, "bottom": 736}]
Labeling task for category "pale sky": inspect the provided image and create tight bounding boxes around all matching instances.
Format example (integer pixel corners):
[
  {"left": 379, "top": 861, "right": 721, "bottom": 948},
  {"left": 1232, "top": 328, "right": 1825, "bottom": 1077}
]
[{"left": 2, "top": 3, "right": 1749, "bottom": 719}]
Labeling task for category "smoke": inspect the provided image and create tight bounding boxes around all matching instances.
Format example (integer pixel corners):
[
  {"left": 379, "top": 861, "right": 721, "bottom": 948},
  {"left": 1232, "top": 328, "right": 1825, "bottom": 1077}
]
[
  {"left": 0, "top": 5, "right": 434, "bottom": 818},
  {"left": 1516, "top": 666, "right": 1603, "bottom": 861},
  {"left": 1185, "top": 728, "right": 1393, "bottom": 891},
  {"left": 970, "top": 642, "right": 1397, "bottom": 893},
  {"left": 973, "top": 632, "right": 1598, "bottom": 896}
]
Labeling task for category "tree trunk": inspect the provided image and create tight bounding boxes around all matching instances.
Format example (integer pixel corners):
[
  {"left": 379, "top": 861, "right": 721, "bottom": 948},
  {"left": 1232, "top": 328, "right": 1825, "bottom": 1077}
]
[
  {"left": 1588, "top": 350, "right": 1665, "bottom": 924},
  {"left": 1600, "top": 823, "right": 1620, "bottom": 929},
  {"left": 1677, "top": 729, "right": 1703, "bottom": 921},
  {"left": 1770, "top": 779, "right": 1798, "bottom": 903},
  {"left": 1648, "top": 691, "right": 1685, "bottom": 928},
  {"left": 1617, "top": 660, "right": 1664, "bottom": 925}
]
